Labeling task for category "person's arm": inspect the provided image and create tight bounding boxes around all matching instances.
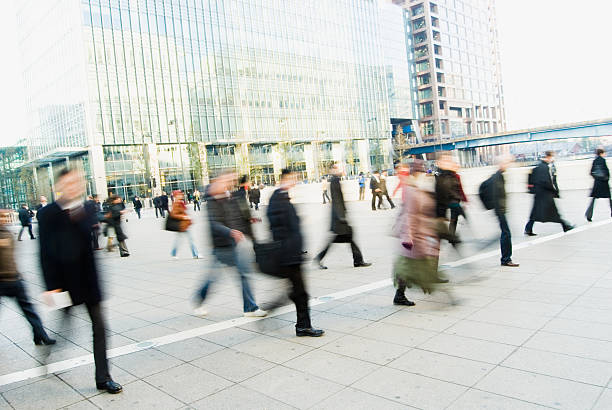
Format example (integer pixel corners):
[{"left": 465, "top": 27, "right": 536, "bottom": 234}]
[
  {"left": 206, "top": 199, "right": 233, "bottom": 239},
  {"left": 38, "top": 209, "right": 62, "bottom": 291},
  {"left": 331, "top": 181, "right": 346, "bottom": 221}
]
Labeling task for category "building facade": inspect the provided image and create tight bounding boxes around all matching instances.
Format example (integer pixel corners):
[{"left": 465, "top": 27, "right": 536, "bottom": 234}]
[
  {"left": 393, "top": 0, "right": 505, "bottom": 143},
  {"left": 16, "top": 0, "right": 393, "bottom": 200}
]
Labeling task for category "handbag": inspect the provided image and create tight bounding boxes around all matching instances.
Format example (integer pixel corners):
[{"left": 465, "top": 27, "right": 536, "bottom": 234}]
[
  {"left": 253, "top": 241, "right": 285, "bottom": 278},
  {"left": 165, "top": 215, "right": 182, "bottom": 232}
]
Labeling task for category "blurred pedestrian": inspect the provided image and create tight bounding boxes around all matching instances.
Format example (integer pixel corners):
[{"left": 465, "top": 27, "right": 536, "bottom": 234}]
[
  {"left": 524, "top": 151, "right": 574, "bottom": 235},
  {"left": 153, "top": 195, "right": 163, "bottom": 218},
  {"left": 434, "top": 154, "right": 464, "bottom": 243},
  {"left": 160, "top": 191, "right": 169, "bottom": 216},
  {"left": 321, "top": 177, "right": 330, "bottom": 204},
  {"left": 36, "top": 195, "right": 48, "bottom": 212},
  {"left": 169, "top": 190, "right": 198, "bottom": 259},
  {"left": 268, "top": 169, "right": 324, "bottom": 337},
  {"left": 17, "top": 204, "right": 36, "bottom": 241},
  {"left": 106, "top": 195, "right": 129, "bottom": 257},
  {"left": 0, "top": 210, "right": 55, "bottom": 345},
  {"left": 38, "top": 168, "right": 122, "bottom": 394},
  {"left": 380, "top": 170, "right": 395, "bottom": 209},
  {"left": 358, "top": 172, "right": 366, "bottom": 200},
  {"left": 249, "top": 184, "right": 261, "bottom": 210},
  {"left": 194, "top": 171, "right": 266, "bottom": 318},
  {"left": 84, "top": 194, "right": 103, "bottom": 250},
  {"left": 315, "top": 164, "right": 371, "bottom": 270},
  {"left": 132, "top": 196, "right": 143, "bottom": 219},
  {"left": 193, "top": 189, "right": 201, "bottom": 211},
  {"left": 370, "top": 171, "right": 383, "bottom": 210},
  {"left": 585, "top": 148, "right": 611, "bottom": 222}
]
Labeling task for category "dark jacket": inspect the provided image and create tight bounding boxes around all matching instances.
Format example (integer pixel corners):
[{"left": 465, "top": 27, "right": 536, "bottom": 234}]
[
  {"left": 0, "top": 227, "right": 19, "bottom": 282},
  {"left": 84, "top": 199, "right": 100, "bottom": 226},
  {"left": 133, "top": 198, "right": 143, "bottom": 209},
  {"left": 37, "top": 202, "right": 102, "bottom": 305},
  {"left": 329, "top": 175, "right": 351, "bottom": 235},
  {"left": 435, "top": 170, "right": 462, "bottom": 218},
  {"left": 529, "top": 160, "right": 562, "bottom": 222},
  {"left": 370, "top": 176, "right": 380, "bottom": 192},
  {"left": 267, "top": 188, "right": 303, "bottom": 266},
  {"left": 206, "top": 187, "right": 250, "bottom": 248},
  {"left": 249, "top": 188, "right": 261, "bottom": 203},
  {"left": 233, "top": 188, "right": 254, "bottom": 238},
  {"left": 107, "top": 201, "right": 127, "bottom": 241},
  {"left": 18, "top": 208, "right": 34, "bottom": 226},
  {"left": 491, "top": 170, "right": 507, "bottom": 215},
  {"left": 160, "top": 195, "right": 169, "bottom": 210},
  {"left": 153, "top": 196, "right": 161, "bottom": 208},
  {"left": 590, "top": 156, "right": 611, "bottom": 198}
]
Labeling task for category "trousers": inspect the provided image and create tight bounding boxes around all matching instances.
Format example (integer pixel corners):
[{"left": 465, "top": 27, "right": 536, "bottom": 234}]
[
  {"left": 282, "top": 265, "right": 311, "bottom": 328},
  {"left": 371, "top": 192, "right": 383, "bottom": 210},
  {"left": 497, "top": 212, "right": 512, "bottom": 264},
  {"left": 0, "top": 280, "right": 46, "bottom": 339},
  {"left": 322, "top": 191, "right": 330, "bottom": 204},
  {"left": 359, "top": 186, "right": 365, "bottom": 200},
  {"left": 85, "top": 303, "right": 110, "bottom": 383},
  {"left": 171, "top": 231, "right": 198, "bottom": 257},
  {"left": 18, "top": 224, "right": 35, "bottom": 240},
  {"left": 585, "top": 198, "right": 612, "bottom": 220},
  {"left": 316, "top": 234, "right": 364, "bottom": 265}
]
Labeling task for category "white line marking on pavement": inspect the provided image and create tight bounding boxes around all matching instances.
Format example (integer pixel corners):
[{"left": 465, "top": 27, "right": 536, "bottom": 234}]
[{"left": 1, "top": 218, "right": 609, "bottom": 387}]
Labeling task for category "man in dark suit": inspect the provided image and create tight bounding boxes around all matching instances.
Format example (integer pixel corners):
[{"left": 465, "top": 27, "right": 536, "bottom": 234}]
[
  {"left": 370, "top": 171, "right": 383, "bottom": 210},
  {"left": 524, "top": 151, "right": 574, "bottom": 235},
  {"left": 84, "top": 194, "right": 103, "bottom": 250},
  {"left": 585, "top": 148, "right": 611, "bottom": 221},
  {"left": 17, "top": 204, "right": 35, "bottom": 241},
  {"left": 492, "top": 156, "right": 519, "bottom": 267},
  {"left": 160, "top": 192, "right": 169, "bottom": 217},
  {"left": 268, "top": 169, "right": 323, "bottom": 337},
  {"left": 38, "top": 169, "right": 122, "bottom": 394},
  {"left": 153, "top": 195, "right": 162, "bottom": 218},
  {"left": 315, "top": 164, "right": 371, "bottom": 269}
]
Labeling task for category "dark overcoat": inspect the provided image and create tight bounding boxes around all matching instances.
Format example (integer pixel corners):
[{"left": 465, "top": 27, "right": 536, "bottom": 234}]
[
  {"left": 267, "top": 188, "right": 303, "bottom": 266},
  {"left": 329, "top": 176, "right": 352, "bottom": 236},
  {"left": 37, "top": 202, "right": 102, "bottom": 305},
  {"left": 590, "top": 156, "right": 611, "bottom": 198},
  {"left": 529, "top": 161, "right": 562, "bottom": 222}
]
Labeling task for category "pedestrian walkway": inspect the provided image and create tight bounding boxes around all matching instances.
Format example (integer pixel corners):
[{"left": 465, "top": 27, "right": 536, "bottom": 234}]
[{"left": 1, "top": 197, "right": 611, "bottom": 409}]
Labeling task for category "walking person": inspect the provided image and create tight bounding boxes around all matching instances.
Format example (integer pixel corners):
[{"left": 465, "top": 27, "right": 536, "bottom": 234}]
[
  {"left": 249, "top": 184, "right": 261, "bottom": 210},
  {"left": 17, "top": 204, "right": 36, "bottom": 241},
  {"left": 38, "top": 168, "right": 122, "bottom": 394},
  {"left": 358, "top": 172, "right": 366, "bottom": 200},
  {"left": 84, "top": 195, "right": 103, "bottom": 250},
  {"left": 0, "top": 210, "right": 56, "bottom": 346},
  {"left": 169, "top": 190, "right": 199, "bottom": 259},
  {"left": 380, "top": 170, "right": 395, "bottom": 209},
  {"left": 194, "top": 171, "right": 266, "bottom": 318},
  {"left": 106, "top": 195, "right": 129, "bottom": 257},
  {"left": 524, "top": 151, "right": 574, "bottom": 235},
  {"left": 36, "top": 195, "right": 48, "bottom": 211},
  {"left": 434, "top": 154, "right": 464, "bottom": 242},
  {"left": 321, "top": 177, "right": 330, "bottom": 204},
  {"left": 315, "top": 164, "right": 371, "bottom": 270},
  {"left": 193, "top": 189, "right": 201, "bottom": 211},
  {"left": 267, "top": 169, "right": 324, "bottom": 337},
  {"left": 370, "top": 171, "right": 383, "bottom": 210},
  {"left": 585, "top": 148, "right": 611, "bottom": 221},
  {"left": 160, "top": 192, "right": 170, "bottom": 217},
  {"left": 153, "top": 195, "right": 162, "bottom": 218},
  {"left": 132, "top": 196, "right": 143, "bottom": 219}
]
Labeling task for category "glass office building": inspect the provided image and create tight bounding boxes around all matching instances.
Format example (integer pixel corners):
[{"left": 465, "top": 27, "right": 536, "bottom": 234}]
[{"left": 16, "top": 0, "right": 392, "bottom": 199}]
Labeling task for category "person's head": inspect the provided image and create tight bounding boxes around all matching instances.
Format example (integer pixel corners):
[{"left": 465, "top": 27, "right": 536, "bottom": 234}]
[
  {"left": 382, "top": 170, "right": 388, "bottom": 177},
  {"left": 596, "top": 148, "right": 605, "bottom": 157},
  {"left": 280, "top": 168, "right": 297, "bottom": 190},
  {"left": 374, "top": 170, "right": 380, "bottom": 176},
  {"left": 210, "top": 170, "right": 235, "bottom": 196},
  {"left": 162, "top": 191, "right": 167, "bottom": 196},
  {"left": 55, "top": 168, "right": 85, "bottom": 203},
  {"left": 21, "top": 203, "right": 27, "bottom": 209},
  {"left": 40, "top": 195, "right": 47, "bottom": 203},
  {"left": 92, "top": 194, "right": 99, "bottom": 202},
  {"left": 330, "top": 163, "right": 344, "bottom": 177},
  {"left": 173, "top": 190, "right": 183, "bottom": 201},
  {"left": 543, "top": 151, "right": 555, "bottom": 163},
  {"left": 0, "top": 209, "right": 12, "bottom": 225},
  {"left": 239, "top": 174, "right": 250, "bottom": 188},
  {"left": 497, "top": 154, "right": 515, "bottom": 172},
  {"left": 359, "top": 172, "right": 363, "bottom": 176}
]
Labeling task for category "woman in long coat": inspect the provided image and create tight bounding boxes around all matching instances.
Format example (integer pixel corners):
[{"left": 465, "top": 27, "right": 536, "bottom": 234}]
[{"left": 585, "top": 148, "right": 611, "bottom": 221}]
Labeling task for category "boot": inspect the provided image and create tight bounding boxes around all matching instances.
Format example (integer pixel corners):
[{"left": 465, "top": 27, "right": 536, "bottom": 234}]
[{"left": 393, "top": 290, "right": 415, "bottom": 306}]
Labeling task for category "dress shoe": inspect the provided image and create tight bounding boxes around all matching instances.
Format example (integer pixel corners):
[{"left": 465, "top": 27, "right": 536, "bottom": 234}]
[
  {"left": 524, "top": 231, "right": 537, "bottom": 236},
  {"left": 563, "top": 225, "right": 575, "bottom": 232},
  {"left": 296, "top": 327, "right": 325, "bottom": 337},
  {"left": 315, "top": 260, "right": 328, "bottom": 270},
  {"left": 96, "top": 379, "right": 123, "bottom": 394},
  {"left": 33, "top": 335, "right": 56, "bottom": 346},
  {"left": 354, "top": 262, "right": 372, "bottom": 268},
  {"left": 586, "top": 217, "right": 592, "bottom": 222},
  {"left": 501, "top": 261, "right": 519, "bottom": 267},
  {"left": 393, "top": 297, "right": 415, "bottom": 306}
]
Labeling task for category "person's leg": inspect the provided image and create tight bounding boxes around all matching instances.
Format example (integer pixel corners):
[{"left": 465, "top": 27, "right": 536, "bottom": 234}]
[
  {"left": 524, "top": 219, "right": 535, "bottom": 234},
  {"left": 349, "top": 240, "right": 364, "bottom": 265},
  {"left": 92, "top": 227, "right": 100, "bottom": 249},
  {"left": 315, "top": 236, "right": 334, "bottom": 264},
  {"left": 232, "top": 246, "right": 258, "bottom": 312},
  {"left": 28, "top": 224, "right": 35, "bottom": 239},
  {"left": 118, "top": 240, "right": 129, "bottom": 256},
  {"left": 18, "top": 226, "right": 24, "bottom": 241},
  {"left": 86, "top": 303, "right": 110, "bottom": 384},
  {"left": 585, "top": 198, "right": 596, "bottom": 221},
  {"left": 498, "top": 213, "right": 512, "bottom": 264},
  {"left": 449, "top": 207, "right": 460, "bottom": 237},
  {"left": 12, "top": 281, "right": 48, "bottom": 341},
  {"left": 187, "top": 230, "right": 198, "bottom": 257},
  {"left": 286, "top": 266, "right": 311, "bottom": 329},
  {"left": 137, "top": 209, "right": 141, "bottom": 219},
  {"left": 255, "top": 203, "right": 259, "bottom": 210},
  {"left": 609, "top": 198, "right": 612, "bottom": 216},
  {"left": 197, "top": 250, "right": 225, "bottom": 301},
  {"left": 371, "top": 193, "right": 376, "bottom": 210},
  {"left": 155, "top": 207, "right": 159, "bottom": 218},
  {"left": 171, "top": 232, "right": 180, "bottom": 257},
  {"left": 377, "top": 193, "right": 383, "bottom": 209},
  {"left": 386, "top": 194, "right": 395, "bottom": 209}
]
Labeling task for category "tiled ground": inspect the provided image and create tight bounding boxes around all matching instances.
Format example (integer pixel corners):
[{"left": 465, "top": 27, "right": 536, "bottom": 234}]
[{"left": 1, "top": 189, "right": 611, "bottom": 409}]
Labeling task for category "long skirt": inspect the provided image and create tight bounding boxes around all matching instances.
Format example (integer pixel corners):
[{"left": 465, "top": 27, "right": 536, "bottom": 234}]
[{"left": 393, "top": 255, "right": 439, "bottom": 294}]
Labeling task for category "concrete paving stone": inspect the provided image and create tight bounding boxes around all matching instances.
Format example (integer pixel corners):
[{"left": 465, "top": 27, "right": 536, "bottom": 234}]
[
  {"left": 311, "top": 387, "right": 410, "bottom": 410},
  {"left": 241, "top": 366, "right": 343, "bottom": 410},
  {"left": 466, "top": 308, "right": 551, "bottom": 330},
  {"left": 407, "top": 299, "right": 481, "bottom": 319},
  {"left": 389, "top": 348, "right": 494, "bottom": 387},
  {"left": 503, "top": 289, "right": 577, "bottom": 305},
  {"left": 542, "top": 317, "right": 612, "bottom": 342},
  {"left": 593, "top": 389, "right": 612, "bottom": 410},
  {"left": 0, "top": 395, "right": 11, "bottom": 410},
  {"left": 129, "top": 308, "right": 182, "bottom": 323},
  {"left": 119, "top": 324, "right": 177, "bottom": 342},
  {"left": 357, "top": 321, "right": 437, "bottom": 347},
  {"left": 3, "top": 377, "right": 84, "bottom": 410},
  {"left": 594, "top": 278, "right": 612, "bottom": 289},
  {"left": 56, "top": 362, "right": 137, "bottom": 398},
  {"left": 156, "top": 315, "right": 214, "bottom": 332},
  {"left": 501, "top": 347, "right": 612, "bottom": 387},
  {"left": 300, "top": 311, "right": 373, "bottom": 334},
  {"left": 190, "top": 348, "right": 276, "bottom": 383},
  {"left": 110, "top": 349, "right": 183, "bottom": 378},
  {"left": 558, "top": 306, "right": 612, "bottom": 326},
  {"left": 111, "top": 301, "right": 157, "bottom": 315},
  {"left": 140, "top": 295, "right": 185, "bottom": 308},
  {"left": 198, "top": 327, "right": 258, "bottom": 347},
  {"left": 262, "top": 324, "right": 344, "bottom": 349},
  {"left": 571, "top": 295, "right": 612, "bottom": 311},
  {"left": 485, "top": 299, "right": 565, "bottom": 317},
  {"left": 155, "top": 338, "right": 224, "bottom": 362},
  {"left": 420, "top": 333, "right": 516, "bottom": 365},
  {"left": 516, "top": 281, "right": 587, "bottom": 296},
  {"left": 284, "top": 349, "right": 380, "bottom": 386},
  {"left": 352, "top": 367, "right": 467, "bottom": 410},
  {"left": 452, "top": 284, "right": 512, "bottom": 298},
  {"left": 231, "top": 334, "right": 313, "bottom": 364},
  {"left": 238, "top": 317, "right": 292, "bottom": 334},
  {"left": 444, "top": 319, "right": 536, "bottom": 346},
  {"left": 144, "top": 363, "right": 232, "bottom": 404},
  {"left": 89, "top": 380, "right": 183, "bottom": 410},
  {"left": 381, "top": 310, "right": 461, "bottom": 332},
  {"left": 327, "top": 302, "right": 400, "bottom": 321},
  {"left": 525, "top": 331, "right": 612, "bottom": 362},
  {"left": 105, "top": 316, "right": 151, "bottom": 334},
  {"left": 447, "top": 389, "right": 550, "bottom": 409},
  {"left": 60, "top": 399, "right": 99, "bottom": 409},
  {"left": 475, "top": 367, "right": 603, "bottom": 410},
  {"left": 188, "top": 384, "right": 293, "bottom": 410},
  {"left": 321, "top": 334, "right": 410, "bottom": 365}
]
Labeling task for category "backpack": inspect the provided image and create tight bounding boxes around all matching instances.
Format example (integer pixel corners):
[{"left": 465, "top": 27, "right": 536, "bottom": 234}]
[{"left": 478, "top": 175, "right": 496, "bottom": 210}]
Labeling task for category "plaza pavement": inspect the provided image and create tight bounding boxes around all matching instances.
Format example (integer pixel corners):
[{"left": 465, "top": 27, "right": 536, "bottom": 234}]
[{"left": 1, "top": 189, "right": 612, "bottom": 409}]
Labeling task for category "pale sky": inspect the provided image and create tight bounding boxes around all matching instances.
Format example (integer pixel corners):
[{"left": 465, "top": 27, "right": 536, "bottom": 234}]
[{"left": 0, "top": 0, "right": 610, "bottom": 146}]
